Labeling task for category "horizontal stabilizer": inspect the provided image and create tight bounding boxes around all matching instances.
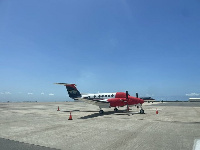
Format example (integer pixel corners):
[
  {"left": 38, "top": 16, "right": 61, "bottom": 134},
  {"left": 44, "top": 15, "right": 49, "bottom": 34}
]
[{"left": 54, "top": 83, "right": 75, "bottom": 86}]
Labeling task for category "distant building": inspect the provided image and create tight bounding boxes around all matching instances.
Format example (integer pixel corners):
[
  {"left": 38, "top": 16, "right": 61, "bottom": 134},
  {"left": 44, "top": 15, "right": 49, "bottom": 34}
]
[{"left": 189, "top": 98, "right": 200, "bottom": 102}]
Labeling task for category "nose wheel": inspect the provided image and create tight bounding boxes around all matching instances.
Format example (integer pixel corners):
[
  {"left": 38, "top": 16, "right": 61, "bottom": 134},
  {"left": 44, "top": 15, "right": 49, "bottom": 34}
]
[
  {"left": 140, "top": 109, "right": 144, "bottom": 114},
  {"left": 114, "top": 108, "right": 118, "bottom": 112},
  {"left": 99, "top": 110, "right": 104, "bottom": 114},
  {"left": 140, "top": 105, "right": 145, "bottom": 114},
  {"left": 99, "top": 107, "right": 104, "bottom": 114}
]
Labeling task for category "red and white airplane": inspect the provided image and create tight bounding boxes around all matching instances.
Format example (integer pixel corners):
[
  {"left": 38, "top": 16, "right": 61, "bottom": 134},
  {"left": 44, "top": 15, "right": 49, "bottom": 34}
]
[{"left": 55, "top": 83, "right": 145, "bottom": 114}]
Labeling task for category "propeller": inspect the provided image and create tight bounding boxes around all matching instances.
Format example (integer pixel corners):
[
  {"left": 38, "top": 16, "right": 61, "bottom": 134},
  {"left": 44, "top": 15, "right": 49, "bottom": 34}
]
[
  {"left": 125, "top": 91, "right": 140, "bottom": 112},
  {"left": 126, "top": 91, "right": 129, "bottom": 111},
  {"left": 136, "top": 93, "right": 138, "bottom": 98},
  {"left": 126, "top": 91, "right": 129, "bottom": 100}
]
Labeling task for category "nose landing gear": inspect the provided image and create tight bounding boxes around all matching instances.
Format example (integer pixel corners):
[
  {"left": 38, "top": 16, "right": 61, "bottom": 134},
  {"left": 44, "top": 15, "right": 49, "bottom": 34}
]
[
  {"left": 137, "top": 105, "right": 144, "bottom": 114},
  {"left": 140, "top": 109, "right": 144, "bottom": 114},
  {"left": 114, "top": 107, "right": 118, "bottom": 112},
  {"left": 140, "top": 105, "right": 144, "bottom": 114}
]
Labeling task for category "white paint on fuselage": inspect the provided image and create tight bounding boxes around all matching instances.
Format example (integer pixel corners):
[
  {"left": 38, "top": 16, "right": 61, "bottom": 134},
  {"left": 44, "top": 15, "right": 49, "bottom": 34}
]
[
  {"left": 79, "top": 93, "right": 116, "bottom": 108},
  {"left": 81, "top": 93, "right": 116, "bottom": 99}
]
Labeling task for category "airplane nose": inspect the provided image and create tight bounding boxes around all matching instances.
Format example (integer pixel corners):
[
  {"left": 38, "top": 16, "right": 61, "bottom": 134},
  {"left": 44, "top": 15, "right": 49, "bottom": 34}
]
[{"left": 140, "top": 99, "right": 144, "bottom": 104}]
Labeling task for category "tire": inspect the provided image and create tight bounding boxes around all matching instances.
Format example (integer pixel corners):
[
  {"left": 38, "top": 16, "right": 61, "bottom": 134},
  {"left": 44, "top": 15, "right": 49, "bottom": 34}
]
[
  {"left": 99, "top": 110, "right": 104, "bottom": 114},
  {"left": 140, "top": 109, "right": 144, "bottom": 114}
]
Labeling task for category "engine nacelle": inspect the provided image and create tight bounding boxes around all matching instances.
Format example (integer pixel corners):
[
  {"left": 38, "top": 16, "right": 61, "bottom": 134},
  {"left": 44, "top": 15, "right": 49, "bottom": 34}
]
[
  {"left": 115, "top": 92, "right": 127, "bottom": 98},
  {"left": 107, "top": 98, "right": 126, "bottom": 107}
]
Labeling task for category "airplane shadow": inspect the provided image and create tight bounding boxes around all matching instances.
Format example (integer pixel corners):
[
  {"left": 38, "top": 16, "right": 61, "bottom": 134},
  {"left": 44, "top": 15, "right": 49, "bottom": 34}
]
[
  {"left": 79, "top": 111, "right": 115, "bottom": 119},
  {"left": 63, "top": 110, "right": 98, "bottom": 112},
  {"left": 62, "top": 110, "right": 144, "bottom": 119},
  {"left": 79, "top": 110, "right": 143, "bottom": 119},
  {"left": 63, "top": 110, "right": 80, "bottom": 112}
]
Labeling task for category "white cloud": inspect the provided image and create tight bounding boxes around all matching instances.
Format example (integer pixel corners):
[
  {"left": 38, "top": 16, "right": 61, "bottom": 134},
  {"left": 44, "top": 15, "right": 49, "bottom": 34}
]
[
  {"left": 186, "top": 93, "right": 200, "bottom": 96},
  {"left": 41, "top": 92, "right": 44, "bottom": 95},
  {"left": 49, "top": 93, "right": 54, "bottom": 96},
  {"left": 0, "top": 92, "right": 11, "bottom": 95},
  {"left": 5, "top": 92, "right": 11, "bottom": 95},
  {"left": 28, "top": 93, "right": 33, "bottom": 95}
]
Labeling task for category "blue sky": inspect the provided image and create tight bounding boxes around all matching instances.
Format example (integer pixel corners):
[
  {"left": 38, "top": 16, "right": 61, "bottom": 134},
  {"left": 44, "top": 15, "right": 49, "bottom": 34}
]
[{"left": 0, "top": 0, "right": 200, "bottom": 102}]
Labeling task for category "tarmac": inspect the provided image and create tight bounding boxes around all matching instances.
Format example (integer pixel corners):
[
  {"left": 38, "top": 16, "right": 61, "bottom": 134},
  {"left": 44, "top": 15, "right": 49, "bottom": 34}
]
[{"left": 0, "top": 101, "right": 200, "bottom": 150}]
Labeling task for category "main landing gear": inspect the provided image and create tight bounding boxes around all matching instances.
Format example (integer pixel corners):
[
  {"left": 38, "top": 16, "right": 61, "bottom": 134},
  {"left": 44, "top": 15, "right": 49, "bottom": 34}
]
[
  {"left": 99, "top": 107, "right": 104, "bottom": 114},
  {"left": 99, "top": 110, "right": 104, "bottom": 114},
  {"left": 114, "top": 107, "right": 118, "bottom": 112}
]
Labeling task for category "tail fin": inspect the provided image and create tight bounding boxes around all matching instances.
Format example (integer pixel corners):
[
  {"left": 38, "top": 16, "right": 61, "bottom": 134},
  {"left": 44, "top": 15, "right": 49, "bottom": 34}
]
[{"left": 55, "top": 83, "right": 81, "bottom": 99}]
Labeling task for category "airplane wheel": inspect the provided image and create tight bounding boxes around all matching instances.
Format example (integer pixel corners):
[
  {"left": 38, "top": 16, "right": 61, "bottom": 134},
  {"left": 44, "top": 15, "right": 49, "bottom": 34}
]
[
  {"left": 99, "top": 110, "right": 104, "bottom": 114},
  {"left": 114, "top": 108, "right": 118, "bottom": 112},
  {"left": 140, "top": 109, "right": 144, "bottom": 114}
]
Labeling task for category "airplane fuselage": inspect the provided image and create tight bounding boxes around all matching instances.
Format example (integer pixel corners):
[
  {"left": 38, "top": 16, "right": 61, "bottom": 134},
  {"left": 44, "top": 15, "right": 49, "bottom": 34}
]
[
  {"left": 55, "top": 83, "right": 144, "bottom": 113},
  {"left": 79, "top": 92, "right": 143, "bottom": 108}
]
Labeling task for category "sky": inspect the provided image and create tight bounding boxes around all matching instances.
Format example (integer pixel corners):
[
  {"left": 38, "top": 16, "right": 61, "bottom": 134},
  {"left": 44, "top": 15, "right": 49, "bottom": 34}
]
[{"left": 0, "top": 0, "right": 200, "bottom": 102}]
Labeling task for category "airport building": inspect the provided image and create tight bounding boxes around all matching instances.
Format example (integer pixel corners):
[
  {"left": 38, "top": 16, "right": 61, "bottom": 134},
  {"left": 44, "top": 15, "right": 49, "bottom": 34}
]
[{"left": 189, "top": 98, "right": 200, "bottom": 102}]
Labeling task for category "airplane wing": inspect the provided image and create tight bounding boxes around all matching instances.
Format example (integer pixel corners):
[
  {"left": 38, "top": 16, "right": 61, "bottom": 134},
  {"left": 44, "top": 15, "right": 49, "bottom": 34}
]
[
  {"left": 74, "top": 97, "right": 110, "bottom": 108},
  {"left": 75, "top": 97, "right": 109, "bottom": 103}
]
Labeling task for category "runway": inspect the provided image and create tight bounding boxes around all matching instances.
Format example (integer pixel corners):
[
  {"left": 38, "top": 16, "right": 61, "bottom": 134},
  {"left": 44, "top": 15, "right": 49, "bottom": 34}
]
[
  {"left": 0, "top": 101, "right": 200, "bottom": 150},
  {"left": 0, "top": 137, "right": 58, "bottom": 150}
]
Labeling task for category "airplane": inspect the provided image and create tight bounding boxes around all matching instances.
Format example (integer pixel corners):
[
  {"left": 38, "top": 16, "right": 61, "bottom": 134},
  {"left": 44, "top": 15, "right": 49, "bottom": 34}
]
[{"left": 55, "top": 83, "right": 145, "bottom": 114}]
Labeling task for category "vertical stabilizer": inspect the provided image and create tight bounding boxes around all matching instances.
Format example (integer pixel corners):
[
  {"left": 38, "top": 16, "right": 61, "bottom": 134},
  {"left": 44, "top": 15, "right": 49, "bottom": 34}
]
[{"left": 55, "top": 83, "right": 81, "bottom": 99}]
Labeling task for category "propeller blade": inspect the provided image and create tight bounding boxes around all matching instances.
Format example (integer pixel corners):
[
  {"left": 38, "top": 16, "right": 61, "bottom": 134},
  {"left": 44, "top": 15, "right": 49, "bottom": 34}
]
[
  {"left": 127, "top": 105, "right": 129, "bottom": 112},
  {"left": 126, "top": 91, "right": 128, "bottom": 100},
  {"left": 126, "top": 91, "right": 129, "bottom": 111},
  {"left": 136, "top": 93, "right": 138, "bottom": 98}
]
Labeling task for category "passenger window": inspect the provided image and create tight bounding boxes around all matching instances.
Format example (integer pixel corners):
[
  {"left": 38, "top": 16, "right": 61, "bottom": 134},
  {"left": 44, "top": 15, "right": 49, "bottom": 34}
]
[
  {"left": 108, "top": 95, "right": 110, "bottom": 97},
  {"left": 105, "top": 95, "right": 107, "bottom": 97},
  {"left": 102, "top": 95, "right": 104, "bottom": 97}
]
